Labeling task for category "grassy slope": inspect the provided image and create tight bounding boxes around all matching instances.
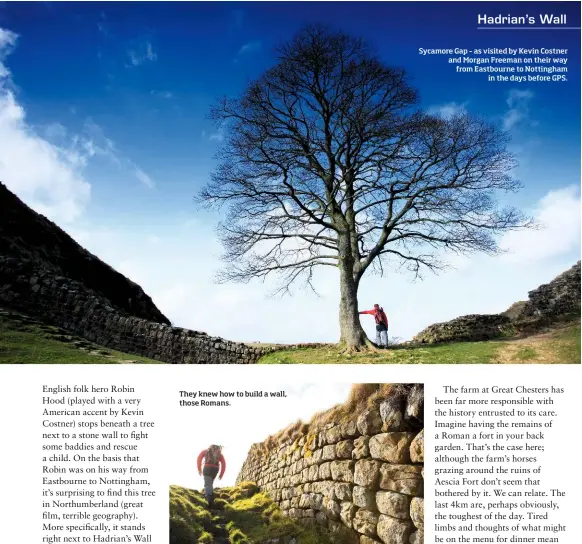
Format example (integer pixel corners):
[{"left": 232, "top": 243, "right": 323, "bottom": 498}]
[
  {"left": 170, "top": 482, "right": 350, "bottom": 544},
  {"left": 0, "top": 308, "right": 160, "bottom": 364},
  {"left": 259, "top": 321, "right": 581, "bottom": 364}
]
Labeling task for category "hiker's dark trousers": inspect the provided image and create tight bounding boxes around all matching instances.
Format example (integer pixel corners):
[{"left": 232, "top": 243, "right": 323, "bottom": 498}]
[{"left": 203, "top": 466, "right": 219, "bottom": 500}]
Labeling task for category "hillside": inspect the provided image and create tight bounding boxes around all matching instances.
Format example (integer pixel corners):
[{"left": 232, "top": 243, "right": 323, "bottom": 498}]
[
  {"left": 0, "top": 183, "right": 266, "bottom": 364},
  {"left": 0, "top": 307, "right": 160, "bottom": 364},
  {"left": 169, "top": 482, "right": 347, "bottom": 543},
  {"left": 0, "top": 182, "right": 169, "bottom": 323}
]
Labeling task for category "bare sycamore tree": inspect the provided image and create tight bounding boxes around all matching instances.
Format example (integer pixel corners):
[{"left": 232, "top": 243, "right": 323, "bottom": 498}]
[{"left": 197, "top": 26, "right": 530, "bottom": 350}]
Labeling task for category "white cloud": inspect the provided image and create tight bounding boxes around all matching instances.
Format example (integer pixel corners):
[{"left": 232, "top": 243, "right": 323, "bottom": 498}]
[
  {"left": 97, "top": 11, "right": 109, "bottom": 36},
  {"left": 500, "top": 185, "right": 580, "bottom": 263},
  {"left": 0, "top": 27, "right": 90, "bottom": 222},
  {"left": 202, "top": 122, "right": 226, "bottom": 142},
  {"left": 234, "top": 40, "right": 261, "bottom": 62},
  {"left": 127, "top": 41, "right": 157, "bottom": 66},
  {"left": 503, "top": 89, "right": 535, "bottom": 130},
  {"left": 0, "top": 25, "right": 155, "bottom": 225},
  {"left": 134, "top": 167, "right": 154, "bottom": 188},
  {"left": 0, "top": 27, "right": 18, "bottom": 78},
  {"left": 427, "top": 101, "right": 467, "bottom": 119},
  {"left": 237, "top": 41, "right": 261, "bottom": 56},
  {"left": 82, "top": 118, "right": 155, "bottom": 188},
  {"left": 209, "top": 130, "right": 224, "bottom": 142}
]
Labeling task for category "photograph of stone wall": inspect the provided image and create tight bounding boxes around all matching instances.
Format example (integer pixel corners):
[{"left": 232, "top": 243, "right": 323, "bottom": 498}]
[{"left": 237, "top": 384, "right": 424, "bottom": 544}]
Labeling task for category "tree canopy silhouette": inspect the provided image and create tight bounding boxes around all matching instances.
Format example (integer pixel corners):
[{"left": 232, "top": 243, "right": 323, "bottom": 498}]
[{"left": 197, "top": 25, "right": 530, "bottom": 349}]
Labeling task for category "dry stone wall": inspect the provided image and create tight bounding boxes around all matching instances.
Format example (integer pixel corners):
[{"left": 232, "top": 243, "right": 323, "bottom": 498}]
[
  {"left": 237, "top": 386, "right": 424, "bottom": 544},
  {"left": 0, "top": 256, "right": 265, "bottom": 364}
]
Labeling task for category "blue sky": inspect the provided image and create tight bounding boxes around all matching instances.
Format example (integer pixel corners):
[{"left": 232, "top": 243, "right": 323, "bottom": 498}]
[{"left": 0, "top": 2, "right": 580, "bottom": 343}]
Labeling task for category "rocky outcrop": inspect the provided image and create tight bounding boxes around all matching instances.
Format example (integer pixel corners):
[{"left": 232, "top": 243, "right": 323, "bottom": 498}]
[
  {"left": 505, "top": 261, "right": 581, "bottom": 323},
  {"left": 237, "top": 385, "right": 424, "bottom": 544},
  {"left": 0, "top": 182, "right": 168, "bottom": 323},
  {"left": 412, "top": 262, "right": 580, "bottom": 345}
]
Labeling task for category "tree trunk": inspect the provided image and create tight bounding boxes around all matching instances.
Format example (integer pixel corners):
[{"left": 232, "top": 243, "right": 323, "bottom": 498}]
[{"left": 338, "top": 259, "right": 369, "bottom": 350}]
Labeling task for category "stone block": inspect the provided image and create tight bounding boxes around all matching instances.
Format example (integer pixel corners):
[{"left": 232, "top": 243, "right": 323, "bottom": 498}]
[
  {"left": 369, "top": 433, "right": 415, "bottom": 464},
  {"left": 353, "top": 509, "right": 379, "bottom": 537},
  {"left": 341, "top": 419, "right": 359, "bottom": 438},
  {"left": 376, "top": 491, "right": 411, "bottom": 519},
  {"left": 319, "top": 462, "right": 332, "bottom": 479},
  {"left": 377, "top": 515, "right": 414, "bottom": 544},
  {"left": 326, "top": 425, "right": 342, "bottom": 444},
  {"left": 353, "top": 486, "right": 377, "bottom": 510},
  {"left": 379, "top": 393, "right": 406, "bottom": 432},
  {"left": 334, "top": 482, "right": 353, "bottom": 501},
  {"left": 379, "top": 464, "right": 423, "bottom": 497},
  {"left": 322, "top": 444, "right": 337, "bottom": 460},
  {"left": 405, "top": 385, "right": 424, "bottom": 427},
  {"left": 353, "top": 436, "right": 370, "bottom": 459},
  {"left": 336, "top": 439, "right": 355, "bottom": 459},
  {"left": 357, "top": 408, "right": 383, "bottom": 436},
  {"left": 331, "top": 460, "right": 354, "bottom": 483},
  {"left": 410, "top": 430, "right": 424, "bottom": 463},
  {"left": 410, "top": 498, "right": 423, "bottom": 529},
  {"left": 354, "top": 459, "right": 381, "bottom": 488},
  {"left": 340, "top": 501, "right": 358, "bottom": 528}
]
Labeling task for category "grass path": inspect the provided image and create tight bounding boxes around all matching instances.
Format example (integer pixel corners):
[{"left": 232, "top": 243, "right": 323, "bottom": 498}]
[{"left": 494, "top": 323, "right": 580, "bottom": 363}]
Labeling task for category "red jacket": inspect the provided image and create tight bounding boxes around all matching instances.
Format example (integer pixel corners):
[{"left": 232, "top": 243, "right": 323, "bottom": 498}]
[
  {"left": 197, "top": 449, "right": 226, "bottom": 479},
  {"left": 360, "top": 308, "right": 388, "bottom": 327}
]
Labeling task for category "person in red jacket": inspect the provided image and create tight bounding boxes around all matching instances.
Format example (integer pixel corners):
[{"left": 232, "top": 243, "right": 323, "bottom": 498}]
[
  {"left": 359, "top": 304, "right": 389, "bottom": 347},
  {"left": 197, "top": 444, "right": 226, "bottom": 508}
]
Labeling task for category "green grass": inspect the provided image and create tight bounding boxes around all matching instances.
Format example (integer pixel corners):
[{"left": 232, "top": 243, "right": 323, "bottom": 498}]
[
  {"left": 170, "top": 486, "right": 215, "bottom": 543},
  {"left": 513, "top": 346, "right": 538, "bottom": 362},
  {"left": 170, "top": 481, "right": 354, "bottom": 544},
  {"left": 0, "top": 309, "right": 161, "bottom": 364},
  {"left": 259, "top": 340, "right": 501, "bottom": 364},
  {"left": 546, "top": 323, "right": 581, "bottom": 363},
  {"left": 258, "top": 321, "right": 581, "bottom": 364}
]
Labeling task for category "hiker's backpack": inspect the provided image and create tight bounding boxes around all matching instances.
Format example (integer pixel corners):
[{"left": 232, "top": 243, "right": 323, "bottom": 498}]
[
  {"left": 376, "top": 308, "right": 386, "bottom": 324},
  {"left": 205, "top": 446, "right": 220, "bottom": 466}
]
